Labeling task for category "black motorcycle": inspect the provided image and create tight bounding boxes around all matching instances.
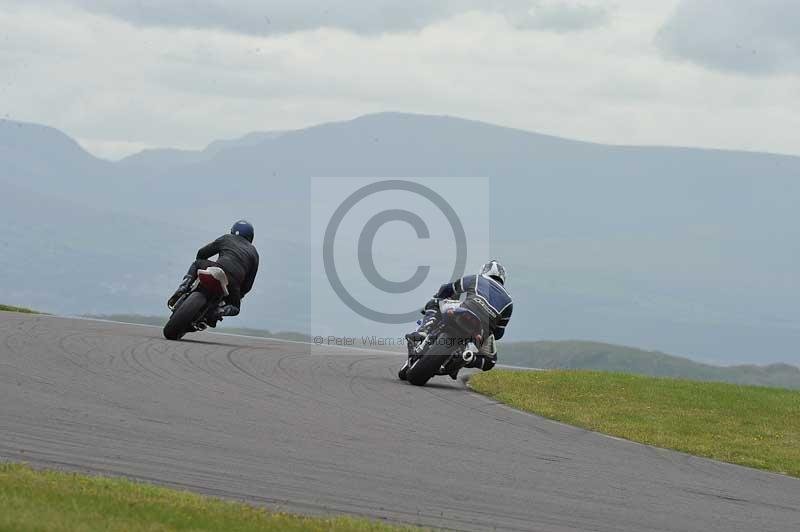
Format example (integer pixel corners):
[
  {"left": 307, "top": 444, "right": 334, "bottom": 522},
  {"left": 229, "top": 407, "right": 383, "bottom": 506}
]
[
  {"left": 163, "top": 266, "right": 229, "bottom": 340},
  {"left": 400, "top": 300, "right": 484, "bottom": 386}
]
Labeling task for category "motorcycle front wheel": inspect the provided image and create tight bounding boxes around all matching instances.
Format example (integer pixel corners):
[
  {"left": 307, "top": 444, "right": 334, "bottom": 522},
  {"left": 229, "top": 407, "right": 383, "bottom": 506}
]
[{"left": 163, "top": 291, "right": 207, "bottom": 341}]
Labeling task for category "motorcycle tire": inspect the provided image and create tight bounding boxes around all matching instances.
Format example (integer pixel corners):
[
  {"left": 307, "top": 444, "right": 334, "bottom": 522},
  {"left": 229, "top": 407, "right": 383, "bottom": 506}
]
[
  {"left": 163, "top": 291, "right": 207, "bottom": 341},
  {"left": 398, "top": 361, "right": 410, "bottom": 381},
  {"left": 406, "top": 338, "right": 451, "bottom": 386}
]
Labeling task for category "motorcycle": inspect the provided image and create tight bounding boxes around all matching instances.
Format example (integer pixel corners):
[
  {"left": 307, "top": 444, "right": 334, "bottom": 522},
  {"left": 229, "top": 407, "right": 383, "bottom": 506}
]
[
  {"left": 163, "top": 267, "right": 229, "bottom": 340},
  {"left": 399, "top": 298, "right": 484, "bottom": 386}
]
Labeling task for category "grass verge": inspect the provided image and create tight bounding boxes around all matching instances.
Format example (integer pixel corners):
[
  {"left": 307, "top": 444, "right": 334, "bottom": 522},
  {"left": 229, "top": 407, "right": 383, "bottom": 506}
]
[
  {"left": 0, "top": 304, "right": 40, "bottom": 314},
  {"left": 0, "top": 462, "right": 422, "bottom": 532},
  {"left": 470, "top": 369, "right": 800, "bottom": 477}
]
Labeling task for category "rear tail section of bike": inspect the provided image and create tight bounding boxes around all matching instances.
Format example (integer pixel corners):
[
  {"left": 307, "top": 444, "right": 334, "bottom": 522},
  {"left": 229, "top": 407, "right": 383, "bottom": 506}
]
[{"left": 163, "top": 267, "right": 228, "bottom": 340}]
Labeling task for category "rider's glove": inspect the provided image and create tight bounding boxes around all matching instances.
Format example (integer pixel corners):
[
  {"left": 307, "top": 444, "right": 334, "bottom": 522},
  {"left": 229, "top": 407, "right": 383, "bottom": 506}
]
[{"left": 423, "top": 298, "right": 439, "bottom": 313}]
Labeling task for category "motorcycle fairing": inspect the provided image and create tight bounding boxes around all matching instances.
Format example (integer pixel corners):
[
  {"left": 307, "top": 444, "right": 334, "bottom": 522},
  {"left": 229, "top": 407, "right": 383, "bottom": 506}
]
[{"left": 197, "top": 267, "right": 230, "bottom": 297}]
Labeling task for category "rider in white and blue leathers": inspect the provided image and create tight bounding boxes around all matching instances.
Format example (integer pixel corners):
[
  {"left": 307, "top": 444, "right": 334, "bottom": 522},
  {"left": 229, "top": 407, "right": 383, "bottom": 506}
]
[{"left": 406, "top": 260, "right": 513, "bottom": 372}]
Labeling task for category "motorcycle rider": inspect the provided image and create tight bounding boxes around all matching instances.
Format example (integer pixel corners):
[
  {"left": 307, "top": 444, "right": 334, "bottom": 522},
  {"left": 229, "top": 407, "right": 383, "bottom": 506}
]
[
  {"left": 403, "top": 260, "right": 513, "bottom": 376},
  {"left": 167, "top": 220, "right": 259, "bottom": 325}
]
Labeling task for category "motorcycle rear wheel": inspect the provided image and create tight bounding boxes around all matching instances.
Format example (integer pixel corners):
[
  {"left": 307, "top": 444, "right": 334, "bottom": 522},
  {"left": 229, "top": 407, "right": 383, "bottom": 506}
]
[
  {"left": 406, "top": 338, "right": 452, "bottom": 386},
  {"left": 163, "top": 291, "right": 207, "bottom": 340}
]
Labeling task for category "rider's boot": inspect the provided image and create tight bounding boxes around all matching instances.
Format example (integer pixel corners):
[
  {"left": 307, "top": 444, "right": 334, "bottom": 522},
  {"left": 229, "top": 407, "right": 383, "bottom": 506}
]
[
  {"left": 206, "top": 304, "right": 240, "bottom": 328},
  {"left": 167, "top": 275, "right": 193, "bottom": 309},
  {"left": 219, "top": 304, "right": 240, "bottom": 317},
  {"left": 448, "top": 353, "right": 482, "bottom": 380}
]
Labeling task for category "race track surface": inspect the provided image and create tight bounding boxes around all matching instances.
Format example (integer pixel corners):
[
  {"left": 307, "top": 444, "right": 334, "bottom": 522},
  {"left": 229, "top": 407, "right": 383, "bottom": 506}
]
[{"left": 1, "top": 312, "right": 798, "bottom": 531}]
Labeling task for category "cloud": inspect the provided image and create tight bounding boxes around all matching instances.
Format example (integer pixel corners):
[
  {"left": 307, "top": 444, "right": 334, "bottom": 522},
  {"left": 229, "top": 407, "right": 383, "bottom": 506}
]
[
  {"left": 657, "top": 0, "right": 800, "bottom": 75},
  {"left": 513, "top": 1, "right": 611, "bottom": 32},
  {"left": 2, "top": 1, "right": 800, "bottom": 160},
  {"left": 7, "top": 0, "right": 610, "bottom": 36}
]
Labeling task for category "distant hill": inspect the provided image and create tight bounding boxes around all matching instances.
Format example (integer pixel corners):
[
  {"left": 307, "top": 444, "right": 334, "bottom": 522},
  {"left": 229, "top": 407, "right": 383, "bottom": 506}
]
[
  {"left": 116, "top": 130, "right": 287, "bottom": 176},
  {"left": 203, "top": 130, "right": 287, "bottom": 155},
  {"left": 502, "top": 341, "right": 800, "bottom": 389},
  {"left": 0, "top": 304, "right": 40, "bottom": 314},
  {"left": 0, "top": 119, "right": 114, "bottom": 199},
  {"left": 3, "top": 112, "right": 800, "bottom": 365}
]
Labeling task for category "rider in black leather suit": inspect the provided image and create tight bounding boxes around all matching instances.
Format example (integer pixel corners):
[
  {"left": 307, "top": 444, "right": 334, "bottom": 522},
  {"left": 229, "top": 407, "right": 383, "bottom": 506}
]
[{"left": 167, "top": 221, "right": 259, "bottom": 322}]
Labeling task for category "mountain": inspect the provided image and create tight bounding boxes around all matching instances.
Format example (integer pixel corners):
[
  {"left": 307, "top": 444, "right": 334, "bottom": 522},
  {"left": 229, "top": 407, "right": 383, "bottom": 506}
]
[
  {"left": 115, "top": 148, "right": 209, "bottom": 175},
  {"left": 0, "top": 119, "right": 115, "bottom": 198},
  {"left": 1, "top": 112, "right": 799, "bottom": 366},
  {"left": 116, "top": 130, "right": 287, "bottom": 176},
  {"left": 204, "top": 130, "right": 287, "bottom": 155},
  {"left": 502, "top": 340, "right": 800, "bottom": 389}
]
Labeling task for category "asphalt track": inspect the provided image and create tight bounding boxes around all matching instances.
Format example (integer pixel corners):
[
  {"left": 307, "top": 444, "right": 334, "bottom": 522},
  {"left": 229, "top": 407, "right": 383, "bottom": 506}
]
[{"left": 1, "top": 312, "right": 798, "bottom": 531}]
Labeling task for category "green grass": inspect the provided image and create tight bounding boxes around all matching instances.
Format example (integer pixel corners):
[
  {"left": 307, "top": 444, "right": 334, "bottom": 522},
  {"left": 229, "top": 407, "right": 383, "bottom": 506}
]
[
  {"left": 0, "top": 463, "right": 423, "bottom": 532},
  {"left": 0, "top": 304, "right": 40, "bottom": 314},
  {"left": 470, "top": 369, "right": 800, "bottom": 477}
]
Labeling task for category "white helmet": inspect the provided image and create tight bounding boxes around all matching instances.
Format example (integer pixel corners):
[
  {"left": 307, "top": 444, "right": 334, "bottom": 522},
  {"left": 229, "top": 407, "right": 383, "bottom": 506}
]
[{"left": 480, "top": 260, "right": 507, "bottom": 285}]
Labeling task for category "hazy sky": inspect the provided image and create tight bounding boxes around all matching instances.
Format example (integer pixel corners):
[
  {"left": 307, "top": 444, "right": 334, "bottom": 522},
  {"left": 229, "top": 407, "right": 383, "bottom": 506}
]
[{"left": 1, "top": 0, "right": 798, "bottom": 159}]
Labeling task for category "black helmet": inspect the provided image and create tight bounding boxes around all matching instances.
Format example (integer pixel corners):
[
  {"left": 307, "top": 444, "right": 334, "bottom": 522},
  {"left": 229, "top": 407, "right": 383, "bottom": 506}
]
[
  {"left": 480, "top": 259, "right": 507, "bottom": 285},
  {"left": 231, "top": 220, "right": 254, "bottom": 243}
]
